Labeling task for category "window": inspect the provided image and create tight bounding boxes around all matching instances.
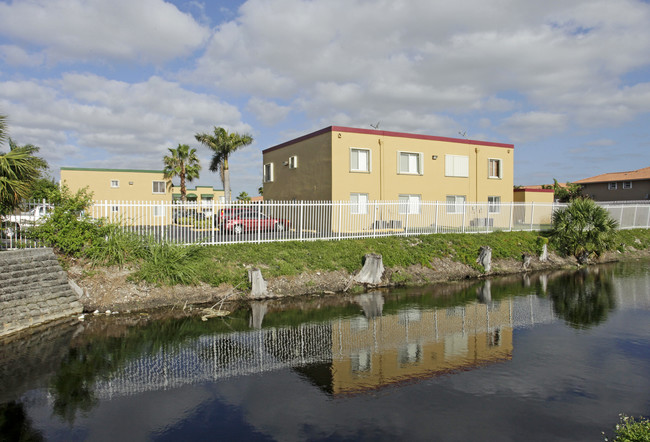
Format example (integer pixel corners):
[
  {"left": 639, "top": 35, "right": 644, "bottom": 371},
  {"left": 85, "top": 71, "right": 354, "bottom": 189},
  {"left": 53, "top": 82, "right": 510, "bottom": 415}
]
[
  {"left": 152, "top": 181, "right": 166, "bottom": 194},
  {"left": 488, "top": 196, "right": 501, "bottom": 213},
  {"left": 110, "top": 179, "right": 119, "bottom": 188},
  {"left": 263, "top": 163, "right": 274, "bottom": 182},
  {"left": 608, "top": 182, "right": 617, "bottom": 190},
  {"left": 350, "top": 193, "right": 369, "bottom": 214},
  {"left": 289, "top": 155, "right": 298, "bottom": 169},
  {"left": 111, "top": 206, "right": 119, "bottom": 213},
  {"left": 623, "top": 181, "right": 632, "bottom": 189},
  {"left": 153, "top": 205, "right": 165, "bottom": 217},
  {"left": 445, "top": 155, "right": 469, "bottom": 177},
  {"left": 398, "top": 152, "right": 422, "bottom": 175},
  {"left": 398, "top": 194, "right": 421, "bottom": 214},
  {"left": 350, "top": 148, "right": 370, "bottom": 172},
  {"left": 446, "top": 195, "right": 466, "bottom": 214},
  {"left": 488, "top": 159, "right": 502, "bottom": 179}
]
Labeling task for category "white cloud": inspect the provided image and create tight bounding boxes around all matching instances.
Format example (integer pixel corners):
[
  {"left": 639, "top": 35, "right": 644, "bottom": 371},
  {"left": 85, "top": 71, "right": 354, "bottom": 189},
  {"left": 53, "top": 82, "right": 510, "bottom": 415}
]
[
  {"left": 0, "top": 45, "right": 45, "bottom": 67},
  {"left": 0, "top": 74, "right": 246, "bottom": 174},
  {"left": 246, "top": 97, "right": 291, "bottom": 126},
  {"left": 0, "top": 0, "right": 209, "bottom": 65},
  {"left": 498, "top": 112, "right": 568, "bottom": 143}
]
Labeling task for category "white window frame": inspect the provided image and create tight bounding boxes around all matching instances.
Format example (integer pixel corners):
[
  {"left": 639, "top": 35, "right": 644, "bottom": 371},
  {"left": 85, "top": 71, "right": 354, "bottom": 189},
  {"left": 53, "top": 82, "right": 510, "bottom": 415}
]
[
  {"left": 152, "top": 181, "right": 166, "bottom": 194},
  {"left": 110, "top": 179, "right": 119, "bottom": 188},
  {"left": 623, "top": 181, "right": 632, "bottom": 189},
  {"left": 350, "top": 193, "right": 369, "bottom": 215},
  {"left": 398, "top": 194, "right": 421, "bottom": 214},
  {"left": 488, "top": 158, "right": 502, "bottom": 179},
  {"left": 445, "top": 155, "right": 469, "bottom": 177},
  {"left": 263, "top": 163, "right": 274, "bottom": 183},
  {"left": 289, "top": 155, "right": 298, "bottom": 169},
  {"left": 446, "top": 195, "right": 466, "bottom": 214},
  {"left": 608, "top": 182, "right": 617, "bottom": 190},
  {"left": 488, "top": 196, "right": 501, "bottom": 213},
  {"left": 397, "top": 151, "right": 423, "bottom": 175},
  {"left": 350, "top": 148, "right": 371, "bottom": 173}
]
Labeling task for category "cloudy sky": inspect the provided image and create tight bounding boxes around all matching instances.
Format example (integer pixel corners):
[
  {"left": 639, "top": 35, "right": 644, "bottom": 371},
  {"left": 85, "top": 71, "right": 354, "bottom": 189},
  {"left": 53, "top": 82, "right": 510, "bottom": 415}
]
[{"left": 1, "top": 0, "right": 649, "bottom": 196}]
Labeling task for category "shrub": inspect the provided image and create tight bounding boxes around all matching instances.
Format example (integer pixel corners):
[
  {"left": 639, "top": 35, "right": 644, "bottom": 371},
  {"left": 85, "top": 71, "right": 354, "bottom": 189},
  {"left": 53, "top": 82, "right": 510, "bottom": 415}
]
[
  {"left": 549, "top": 198, "right": 618, "bottom": 263},
  {"left": 132, "top": 239, "right": 201, "bottom": 286},
  {"left": 85, "top": 223, "right": 145, "bottom": 268},
  {"left": 605, "top": 414, "right": 650, "bottom": 441}
]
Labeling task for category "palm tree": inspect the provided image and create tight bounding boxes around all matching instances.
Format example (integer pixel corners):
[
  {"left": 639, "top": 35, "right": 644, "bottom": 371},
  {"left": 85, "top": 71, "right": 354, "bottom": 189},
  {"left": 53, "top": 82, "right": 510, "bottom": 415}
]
[
  {"left": 163, "top": 144, "right": 201, "bottom": 202},
  {"left": 195, "top": 127, "right": 253, "bottom": 202},
  {"left": 0, "top": 116, "right": 48, "bottom": 215},
  {"left": 550, "top": 198, "right": 618, "bottom": 263}
]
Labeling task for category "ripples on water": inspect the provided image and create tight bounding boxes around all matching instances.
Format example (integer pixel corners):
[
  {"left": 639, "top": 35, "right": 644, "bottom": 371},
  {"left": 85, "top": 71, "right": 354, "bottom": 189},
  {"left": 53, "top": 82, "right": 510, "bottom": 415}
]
[{"left": 1, "top": 260, "right": 649, "bottom": 441}]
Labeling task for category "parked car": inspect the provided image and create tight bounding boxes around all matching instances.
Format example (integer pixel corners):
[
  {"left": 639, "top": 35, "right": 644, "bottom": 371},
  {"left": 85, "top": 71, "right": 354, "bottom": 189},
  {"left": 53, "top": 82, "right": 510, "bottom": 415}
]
[
  {"left": 1, "top": 204, "right": 54, "bottom": 237},
  {"left": 216, "top": 208, "right": 290, "bottom": 234}
]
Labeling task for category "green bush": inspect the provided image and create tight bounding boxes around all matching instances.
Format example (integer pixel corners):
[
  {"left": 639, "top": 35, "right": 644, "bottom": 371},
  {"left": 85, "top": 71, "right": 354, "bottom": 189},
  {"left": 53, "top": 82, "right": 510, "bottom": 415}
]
[
  {"left": 549, "top": 198, "right": 618, "bottom": 263},
  {"left": 85, "top": 223, "right": 145, "bottom": 268},
  {"left": 28, "top": 186, "right": 104, "bottom": 256},
  {"left": 132, "top": 239, "right": 201, "bottom": 286},
  {"left": 605, "top": 414, "right": 650, "bottom": 441}
]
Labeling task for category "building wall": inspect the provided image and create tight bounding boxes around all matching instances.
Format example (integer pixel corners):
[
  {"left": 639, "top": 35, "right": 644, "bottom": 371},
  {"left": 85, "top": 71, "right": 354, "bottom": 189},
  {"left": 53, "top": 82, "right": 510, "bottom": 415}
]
[
  {"left": 262, "top": 131, "right": 333, "bottom": 201},
  {"left": 513, "top": 188, "right": 555, "bottom": 203},
  {"left": 580, "top": 180, "right": 650, "bottom": 201},
  {"left": 61, "top": 168, "right": 172, "bottom": 201},
  {"left": 330, "top": 129, "right": 514, "bottom": 203}
]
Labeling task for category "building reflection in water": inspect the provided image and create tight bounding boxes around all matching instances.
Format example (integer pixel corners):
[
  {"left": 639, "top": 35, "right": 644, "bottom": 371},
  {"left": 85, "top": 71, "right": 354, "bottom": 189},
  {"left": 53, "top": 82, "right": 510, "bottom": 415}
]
[{"left": 91, "top": 279, "right": 564, "bottom": 399}]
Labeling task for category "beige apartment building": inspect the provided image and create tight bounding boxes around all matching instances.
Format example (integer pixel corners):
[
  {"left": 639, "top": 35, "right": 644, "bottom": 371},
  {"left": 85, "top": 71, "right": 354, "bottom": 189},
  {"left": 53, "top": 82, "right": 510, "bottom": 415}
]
[
  {"left": 263, "top": 126, "right": 514, "bottom": 205},
  {"left": 60, "top": 167, "right": 224, "bottom": 225}
]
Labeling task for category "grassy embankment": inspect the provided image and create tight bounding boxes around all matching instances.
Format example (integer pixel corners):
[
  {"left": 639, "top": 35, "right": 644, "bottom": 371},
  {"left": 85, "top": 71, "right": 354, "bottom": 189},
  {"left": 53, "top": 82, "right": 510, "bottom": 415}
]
[{"left": 130, "top": 229, "right": 650, "bottom": 287}]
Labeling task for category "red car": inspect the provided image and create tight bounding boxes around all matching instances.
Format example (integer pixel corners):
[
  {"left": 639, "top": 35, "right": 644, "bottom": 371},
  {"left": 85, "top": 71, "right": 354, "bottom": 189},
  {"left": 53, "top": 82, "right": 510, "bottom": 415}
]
[{"left": 216, "top": 208, "right": 289, "bottom": 234}]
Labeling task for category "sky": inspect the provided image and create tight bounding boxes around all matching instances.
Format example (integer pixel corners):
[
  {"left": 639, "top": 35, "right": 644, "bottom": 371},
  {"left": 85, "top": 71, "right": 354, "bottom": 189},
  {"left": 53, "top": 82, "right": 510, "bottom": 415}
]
[{"left": 0, "top": 0, "right": 649, "bottom": 197}]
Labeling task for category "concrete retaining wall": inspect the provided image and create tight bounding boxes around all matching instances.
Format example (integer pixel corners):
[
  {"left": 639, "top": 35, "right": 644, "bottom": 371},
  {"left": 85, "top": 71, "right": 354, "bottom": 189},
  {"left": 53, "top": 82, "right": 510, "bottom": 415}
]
[{"left": 0, "top": 248, "right": 83, "bottom": 337}]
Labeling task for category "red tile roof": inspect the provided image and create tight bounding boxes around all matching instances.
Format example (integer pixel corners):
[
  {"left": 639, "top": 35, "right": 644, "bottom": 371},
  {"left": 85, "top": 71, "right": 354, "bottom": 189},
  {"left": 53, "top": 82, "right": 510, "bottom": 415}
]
[{"left": 574, "top": 167, "right": 650, "bottom": 184}]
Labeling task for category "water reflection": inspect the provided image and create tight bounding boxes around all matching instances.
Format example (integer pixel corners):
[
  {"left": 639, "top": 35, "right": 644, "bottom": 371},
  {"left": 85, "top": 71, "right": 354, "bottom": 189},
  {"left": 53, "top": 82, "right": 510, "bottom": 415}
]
[{"left": 1, "top": 260, "right": 649, "bottom": 434}]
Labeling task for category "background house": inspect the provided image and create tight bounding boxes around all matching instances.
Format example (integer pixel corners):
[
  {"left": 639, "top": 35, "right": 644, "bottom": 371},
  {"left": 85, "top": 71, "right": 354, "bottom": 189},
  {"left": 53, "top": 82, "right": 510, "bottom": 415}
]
[
  {"left": 574, "top": 167, "right": 650, "bottom": 201},
  {"left": 60, "top": 167, "right": 224, "bottom": 225}
]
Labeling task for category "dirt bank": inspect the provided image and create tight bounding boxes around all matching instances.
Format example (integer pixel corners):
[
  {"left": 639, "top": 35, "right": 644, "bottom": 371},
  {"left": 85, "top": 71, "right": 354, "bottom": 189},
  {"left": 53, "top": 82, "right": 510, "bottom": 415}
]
[{"left": 66, "top": 248, "right": 650, "bottom": 314}]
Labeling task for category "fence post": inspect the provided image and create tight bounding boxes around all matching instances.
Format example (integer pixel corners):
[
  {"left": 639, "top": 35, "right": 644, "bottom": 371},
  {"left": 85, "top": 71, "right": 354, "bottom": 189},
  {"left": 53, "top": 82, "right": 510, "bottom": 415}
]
[
  {"left": 619, "top": 205, "right": 624, "bottom": 226},
  {"left": 300, "top": 201, "right": 304, "bottom": 241},
  {"left": 434, "top": 201, "right": 439, "bottom": 234},
  {"left": 509, "top": 202, "right": 513, "bottom": 231},
  {"left": 337, "top": 201, "right": 342, "bottom": 241},
  {"left": 530, "top": 203, "right": 535, "bottom": 231},
  {"left": 462, "top": 202, "right": 466, "bottom": 233}
]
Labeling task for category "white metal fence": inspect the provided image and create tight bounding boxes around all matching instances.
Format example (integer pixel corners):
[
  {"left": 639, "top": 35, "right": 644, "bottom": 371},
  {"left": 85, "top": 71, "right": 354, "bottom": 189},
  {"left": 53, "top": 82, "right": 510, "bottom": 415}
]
[{"left": 2, "top": 200, "right": 650, "bottom": 249}]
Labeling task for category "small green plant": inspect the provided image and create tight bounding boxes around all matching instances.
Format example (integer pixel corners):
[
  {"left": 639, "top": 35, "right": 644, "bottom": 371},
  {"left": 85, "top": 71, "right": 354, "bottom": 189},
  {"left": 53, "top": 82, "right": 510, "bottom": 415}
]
[
  {"left": 604, "top": 414, "right": 650, "bottom": 441},
  {"left": 549, "top": 198, "right": 618, "bottom": 263},
  {"left": 133, "top": 239, "right": 201, "bottom": 286},
  {"left": 86, "top": 223, "right": 145, "bottom": 268}
]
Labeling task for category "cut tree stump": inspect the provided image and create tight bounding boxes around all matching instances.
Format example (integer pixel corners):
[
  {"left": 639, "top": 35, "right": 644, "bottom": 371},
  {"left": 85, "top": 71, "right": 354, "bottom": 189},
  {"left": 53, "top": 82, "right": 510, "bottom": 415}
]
[
  {"left": 248, "top": 268, "right": 268, "bottom": 298},
  {"left": 539, "top": 244, "right": 548, "bottom": 262},
  {"left": 476, "top": 246, "right": 492, "bottom": 273},
  {"left": 522, "top": 253, "right": 532, "bottom": 270},
  {"left": 354, "top": 253, "right": 385, "bottom": 285}
]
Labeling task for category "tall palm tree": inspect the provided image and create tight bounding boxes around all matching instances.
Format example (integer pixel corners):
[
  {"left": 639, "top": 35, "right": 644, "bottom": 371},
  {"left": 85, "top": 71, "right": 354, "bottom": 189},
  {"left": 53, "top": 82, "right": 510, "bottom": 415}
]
[
  {"left": 163, "top": 144, "right": 201, "bottom": 202},
  {"left": 195, "top": 127, "right": 253, "bottom": 202}
]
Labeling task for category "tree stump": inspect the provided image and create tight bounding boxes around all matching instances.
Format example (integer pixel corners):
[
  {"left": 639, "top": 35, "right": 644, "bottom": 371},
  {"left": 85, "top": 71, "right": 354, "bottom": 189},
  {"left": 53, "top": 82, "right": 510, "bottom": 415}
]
[
  {"left": 539, "top": 243, "right": 548, "bottom": 262},
  {"left": 354, "top": 253, "right": 385, "bottom": 285},
  {"left": 248, "top": 268, "right": 268, "bottom": 298},
  {"left": 522, "top": 253, "right": 532, "bottom": 270},
  {"left": 476, "top": 246, "right": 492, "bottom": 273}
]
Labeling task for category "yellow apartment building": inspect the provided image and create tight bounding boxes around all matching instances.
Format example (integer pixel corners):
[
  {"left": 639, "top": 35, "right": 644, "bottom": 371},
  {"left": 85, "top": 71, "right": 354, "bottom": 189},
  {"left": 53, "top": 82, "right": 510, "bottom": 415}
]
[
  {"left": 60, "top": 167, "right": 224, "bottom": 225},
  {"left": 262, "top": 126, "right": 514, "bottom": 232},
  {"left": 263, "top": 126, "right": 514, "bottom": 204}
]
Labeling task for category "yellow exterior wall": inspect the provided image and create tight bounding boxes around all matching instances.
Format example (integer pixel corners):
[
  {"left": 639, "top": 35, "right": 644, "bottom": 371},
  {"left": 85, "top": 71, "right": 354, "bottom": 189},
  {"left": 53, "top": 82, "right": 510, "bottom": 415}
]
[
  {"left": 263, "top": 127, "right": 514, "bottom": 204},
  {"left": 330, "top": 130, "right": 514, "bottom": 203},
  {"left": 61, "top": 168, "right": 172, "bottom": 201},
  {"left": 263, "top": 131, "right": 333, "bottom": 201},
  {"left": 513, "top": 188, "right": 555, "bottom": 204}
]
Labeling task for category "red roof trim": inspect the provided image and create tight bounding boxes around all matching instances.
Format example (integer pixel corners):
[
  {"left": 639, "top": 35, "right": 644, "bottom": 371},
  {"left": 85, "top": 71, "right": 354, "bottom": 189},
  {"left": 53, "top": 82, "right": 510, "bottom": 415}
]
[
  {"left": 513, "top": 188, "right": 554, "bottom": 193},
  {"left": 263, "top": 126, "right": 514, "bottom": 153}
]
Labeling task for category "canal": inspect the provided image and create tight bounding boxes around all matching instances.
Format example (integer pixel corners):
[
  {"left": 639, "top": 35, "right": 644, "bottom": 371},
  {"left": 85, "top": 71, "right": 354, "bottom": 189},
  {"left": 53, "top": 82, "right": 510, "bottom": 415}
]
[{"left": 1, "top": 260, "right": 649, "bottom": 441}]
